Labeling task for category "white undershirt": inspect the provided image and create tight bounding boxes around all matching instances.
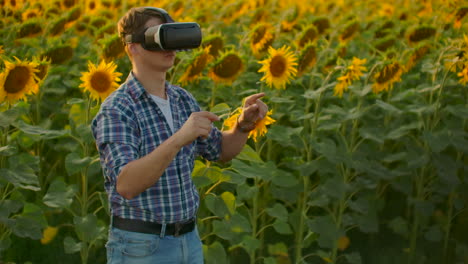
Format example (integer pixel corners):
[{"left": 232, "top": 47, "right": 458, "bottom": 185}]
[{"left": 150, "top": 94, "right": 174, "bottom": 132}]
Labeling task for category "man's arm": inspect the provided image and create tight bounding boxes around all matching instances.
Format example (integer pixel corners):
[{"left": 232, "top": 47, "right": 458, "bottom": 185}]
[
  {"left": 116, "top": 111, "right": 219, "bottom": 199},
  {"left": 218, "top": 93, "right": 268, "bottom": 162}
]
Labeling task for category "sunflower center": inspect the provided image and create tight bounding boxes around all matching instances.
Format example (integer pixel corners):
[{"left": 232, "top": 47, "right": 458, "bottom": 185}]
[
  {"left": 4, "top": 66, "right": 32, "bottom": 94},
  {"left": 90, "top": 71, "right": 111, "bottom": 92},
  {"left": 269, "top": 56, "right": 287, "bottom": 77},
  {"left": 214, "top": 54, "right": 242, "bottom": 78}
]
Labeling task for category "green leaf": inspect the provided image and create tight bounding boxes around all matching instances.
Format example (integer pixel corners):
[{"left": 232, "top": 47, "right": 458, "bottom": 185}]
[
  {"left": 64, "top": 236, "right": 82, "bottom": 254},
  {"left": 270, "top": 96, "right": 295, "bottom": 103},
  {"left": 375, "top": 100, "right": 402, "bottom": 115},
  {"left": 267, "top": 125, "right": 303, "bottom": 147},
  {"left": 73, "top": 214, "right": 105, "bottom": 243},
  {"left": 229, "top": 213, "right": 252, "bottom": 233},
  {"left": 210, "top": 103, "right": 231, "bottom": 116},
  {"left": 433, "top": 153, "right": 459, "bottom": 187},
  {"left": 273, "top": 219, "right": 292, "bottom": 234},
  {"left": 445, "top": 104, "right": 468, "bottom": 119},
  {"left": 0, "top": 145, "right": 17, "bottom": 156},
  {"left": 67, "top": 98, "right": 85, "bottom": 105},
  {"left": 0, "top": 106, "right": 26, "bottom": 128},
  {"left": 423, "top": 130, "right": 450, "bottom": 153},
  {"left": 308, "top": 215, "right": 341, "bottom": 249},
  {"left": 231, "top": 159, "right": 274, "bottom": 181},
  {"left": 271, "top": 169, "right": 299, "bottom": 187},
  {"left": 0, "top": 200, "right": 23, "bottom": 225},
  {"left": 212, "top": 220, "right": 236, "bottom": 241},
  {"left": 13, "top": 120, "right": 68, "bottom": 139},
  {"left": 303, "top": 85, "right": 328, "bottom": 99},
  {"left": 344, "top": 252, "right": 362, "bottom": 264},
  {"left": 321, "top": 175, "right": 346, "bottom": 200},
  {"left": 0, "top": 236, "right": 11, "bottom": 252},
  {"left": 359, "top": 126, "right": 385, "bottom": 144},
  {"left": 235, "top": 235, "right": 260, "bottom": 257},
  {"left": 267, "top": 242, "right": 289, "bottom": 256},
  {"left": 205, "top": 195, "right": 230, "bottom": 218},
  {"left": 11, "top": 216, "right": 43, "bottom": 239},
  {"left": 203, "top": 241, "right": 227, "bottom": 264},
  {"left": 388, "top": 217, "right": 409, "bottom": 238},
  {"left": 220, "top": 192, "right": 236, "bottom": 215},
  {"left": 43, "top": 179, "right": 77, "bottom": 209},
  {"left": 0, "top": 168, "right": 40, "bottom": 191},
  {"left": 424, "top": 225, "right": 442, "bottom": 242},
  {"left": 65, "top": 152, "right": 93, "bottom": 176},
  {"left": 266, "top": 203, "right": 288, "bottom": 222},
  {"left": 99, "top": 192, "right": 109, "bottom": 215},
  {"left": 236, "top": 184, "right": 258, "bottom": 201},
  {"left": 235, "top": 144, "right": 263, "bottom": 163},
  {"left": 386, "top": 122, "right": 421, "bottom": 140}
]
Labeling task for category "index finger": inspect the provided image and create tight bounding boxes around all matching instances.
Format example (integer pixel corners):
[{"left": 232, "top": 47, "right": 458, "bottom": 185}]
[
  {"left": 244, "top": 92, "right": 266, "bottom": 105},
  {"left": 199, "top": 111, "right": 220, "bottom": 122}
]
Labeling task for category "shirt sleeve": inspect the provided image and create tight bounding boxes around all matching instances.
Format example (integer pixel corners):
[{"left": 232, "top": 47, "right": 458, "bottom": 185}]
[
  {"left": 195, "top": 124, "right": 223, "bottom": 161},
  {"left": 92, "top": 107, "right": 141, "bottom": 183}
]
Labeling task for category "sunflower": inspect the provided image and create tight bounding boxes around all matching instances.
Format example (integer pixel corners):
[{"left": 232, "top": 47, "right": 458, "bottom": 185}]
[
  {"left": 372, "top": 61, "right": 404, "bottom": 94},
  {"left": 405, "top": 44, "right": 430, "bottom": 71},
  {"left": 0, "top": 57, "right": 39, "bottom": 104},
  {"left": 454, "top": 7, "right": 468, "bottom": 28},
  {"left": 250, "top": 23, "right": 275, "bottom": 58},
  {"left": 374, "top": 36, "right": 396, "bottom": 52},
  {"left": 41, "top": 44, "right": 74, "bottom": 64},
  {"left": 85, "top": 0, "right": 101, "bottom": 14},
  {"left": 333, "top": 57, "right": 367, "bottom": 97},
  {"left": 202, "top": 34, "right": 224, "bottom": 58},
  {"left": 100, "top": 34, "right": 125, "bottom": 60},
  {"left": 0, "top": 46, "right": 4, "bottom": 55},
  {"left": 22, "top": 8, "right": 42, "bottom": 21},
  {"left": 79, "top": 60, "right": 122, "bottom": 101},
  {"left": 17, "top": 19, "right": 43, "bottom": 39},
  {"left": 223, "top": 107, "right": 276, "bottom": 142},
  {"left": 48, "top": 16, "right": 68, "bottom": 36},
  {"left": 458, "top": 65, "right": 468, "bottom": 85},
  {"left": 297, "top": 25, "right": 319, "bottom": 48},
  {"left": 297, "top": 43, "right": 317, "bottom": 76},
  {"left": 312, "top": 16, "right": 331, "bottom": 35},
  {"left": 178, "top": 46, "right": 212, "bottom": 84},
  {"left": 406, "top": 25, "right": 436, "bottom": 44},
  {"left": 258, "top": 46, "right": 298, "bottom": 90},
  {"left": 339, "top": 19, "right": 360, "bottom": 43},
  {"left": 208, "top": 51, "right": 244, "bottom": 85},
  {"left": 33, "top": 56, "right": 51, "bottom": 81},
  {"left": 280, "top": 6, "right": 300, "bottom": 32}
]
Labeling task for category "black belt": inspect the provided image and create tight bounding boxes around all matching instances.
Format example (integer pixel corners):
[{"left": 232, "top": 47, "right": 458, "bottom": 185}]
[{"left": 112, "top": 216, "right": 195, "bottom": 237}]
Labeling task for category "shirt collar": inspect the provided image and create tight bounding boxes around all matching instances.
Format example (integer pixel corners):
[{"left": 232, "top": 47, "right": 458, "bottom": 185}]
[{"left": 126, "top": 72, "right": 180, "bottom": 101}]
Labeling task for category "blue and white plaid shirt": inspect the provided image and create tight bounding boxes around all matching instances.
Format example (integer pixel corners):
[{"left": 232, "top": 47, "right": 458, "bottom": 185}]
[{"left": 92, "top": 72, "right": 222, "bottom": 224}]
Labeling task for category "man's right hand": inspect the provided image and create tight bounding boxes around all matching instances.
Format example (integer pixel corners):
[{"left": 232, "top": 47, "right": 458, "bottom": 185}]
[{"left": 175, "top": 111, "right": 220, "bottom": 146}]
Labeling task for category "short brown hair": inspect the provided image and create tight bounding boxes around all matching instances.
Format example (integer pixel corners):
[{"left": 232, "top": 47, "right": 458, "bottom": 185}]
[{"left": 117, "top": 7, "right": 165, "bottom": 44}]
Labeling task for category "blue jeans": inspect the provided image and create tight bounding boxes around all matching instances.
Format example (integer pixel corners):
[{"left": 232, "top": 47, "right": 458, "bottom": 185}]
[{"left": 106, "top": 226, "right": 204, "bottom": 264}]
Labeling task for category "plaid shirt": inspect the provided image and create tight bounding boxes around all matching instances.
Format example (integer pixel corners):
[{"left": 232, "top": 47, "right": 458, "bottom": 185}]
[{"left": 92, "top": 72, "right": 222, "bottom": 224}]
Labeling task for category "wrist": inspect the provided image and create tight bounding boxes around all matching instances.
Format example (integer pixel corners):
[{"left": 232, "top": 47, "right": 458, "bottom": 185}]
[{"left": 236, "top": 117, "right": 256, "bottom": 133}]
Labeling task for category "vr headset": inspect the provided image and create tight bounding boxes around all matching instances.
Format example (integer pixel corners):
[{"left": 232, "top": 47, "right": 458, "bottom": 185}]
[{"left": 124, "top": 7, "right": 202, "bottom": 51}]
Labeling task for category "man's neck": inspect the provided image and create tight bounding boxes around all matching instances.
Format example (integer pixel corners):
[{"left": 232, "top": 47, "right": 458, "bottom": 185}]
[{"left": 133, "top": 67, "right": 167, "bottom": 99}]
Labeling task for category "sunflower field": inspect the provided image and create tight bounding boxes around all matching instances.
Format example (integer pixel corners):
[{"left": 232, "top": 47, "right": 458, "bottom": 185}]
[{"left": 1, "top": 0, "right": 467, "bottom": 263}]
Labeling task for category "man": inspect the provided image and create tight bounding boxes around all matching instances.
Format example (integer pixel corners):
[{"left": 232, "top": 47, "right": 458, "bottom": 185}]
[{"left": 91, "top": 6, "right": 268, "bottom": 264}]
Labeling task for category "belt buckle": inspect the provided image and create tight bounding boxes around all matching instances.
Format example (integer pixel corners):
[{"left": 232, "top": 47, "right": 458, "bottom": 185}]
[{"left": 174, "top": 222, "right": 182, "bottom": 237}]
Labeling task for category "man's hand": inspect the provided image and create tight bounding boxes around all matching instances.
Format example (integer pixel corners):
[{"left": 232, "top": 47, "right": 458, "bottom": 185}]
[
  {"left": 175, "top": 111, "right": 220, "bottom": 146},
  {"left": 237, "top": 93, "right": 268, "bottom": 131}
]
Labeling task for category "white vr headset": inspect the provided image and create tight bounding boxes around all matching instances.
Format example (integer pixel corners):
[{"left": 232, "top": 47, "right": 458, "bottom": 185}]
[{"left": 124, "top": 7, "right": 202, "bottom": 51}]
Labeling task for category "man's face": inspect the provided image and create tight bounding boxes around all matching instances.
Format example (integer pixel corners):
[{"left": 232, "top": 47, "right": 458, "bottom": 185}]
[{"left": 130, "top": 17, "right": 176, "bottom": 72}]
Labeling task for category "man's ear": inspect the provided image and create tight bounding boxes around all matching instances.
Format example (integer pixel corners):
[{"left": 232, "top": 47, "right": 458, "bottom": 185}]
[{"left": 128, "top": 43, "right": 138, "bottom": 55}]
